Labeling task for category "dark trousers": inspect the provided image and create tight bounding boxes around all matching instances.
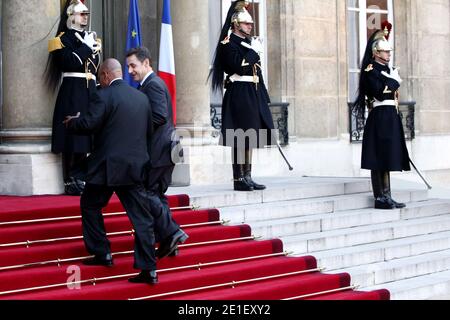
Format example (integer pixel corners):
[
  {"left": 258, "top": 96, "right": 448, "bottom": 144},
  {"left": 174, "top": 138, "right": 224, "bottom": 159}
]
[
  {"left": 147, "top": 165, "right": 179, "bottom": 242},
  {"left": 62, "top": 152, "right": 87, "bottom": 182},
  {"left": 80, "top": 183, "right": 156, "bottom": 270}
]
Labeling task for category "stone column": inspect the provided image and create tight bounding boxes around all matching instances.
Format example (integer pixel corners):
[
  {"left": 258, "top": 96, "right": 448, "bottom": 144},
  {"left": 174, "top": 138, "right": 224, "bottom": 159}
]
[
  {"left": 172, "top": 0, "right": 211, "bottom": 130},
  {"left": 170, "top": 0, "right": 223, "bottom": 185},
  {"left": 0, "top": 0, "right": 62, "bottom": 195}
]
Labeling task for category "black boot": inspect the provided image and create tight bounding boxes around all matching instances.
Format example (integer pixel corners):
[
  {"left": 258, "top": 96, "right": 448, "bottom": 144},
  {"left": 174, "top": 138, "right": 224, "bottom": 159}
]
[
  {"left": 372, "top": 171, "right": 395, "bottom": 210},
  {"left": 244, "top": 150, "right": 266, "bottom": 190},
  {"left": 383, "top": 172, "right": 406, "bottom": 209},
  {"left": 233, "top": 164, "right": 254, "bottom": 192}
]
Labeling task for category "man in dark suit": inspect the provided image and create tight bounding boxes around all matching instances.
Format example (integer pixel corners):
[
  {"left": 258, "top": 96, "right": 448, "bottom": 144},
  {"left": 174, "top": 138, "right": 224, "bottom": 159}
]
[
  {"left": 64, "top": 59, "right": 158, "bottom": 284},
  {"left": 126, "top": 47, "right": 187, "bottom": 259}
]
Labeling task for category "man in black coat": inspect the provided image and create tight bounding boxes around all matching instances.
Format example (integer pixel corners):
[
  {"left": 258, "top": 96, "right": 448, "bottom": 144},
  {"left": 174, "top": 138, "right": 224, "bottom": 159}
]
[
  {"left": 64, "top": 59, "right": 159, "bottom": 285},
  {"left": 353, "top": 22, "right": 410, "bottom": 210},
  {"left": 126, "top": 47, "right": 188, "bottom": 259},
  {"left": 210, "top": 1, "right": 276, "bottom": 192}
]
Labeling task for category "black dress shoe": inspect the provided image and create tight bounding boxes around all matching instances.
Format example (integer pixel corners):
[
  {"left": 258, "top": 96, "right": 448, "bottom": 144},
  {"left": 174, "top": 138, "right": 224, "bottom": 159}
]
[
  {"left": 234, "top": 179, "right": 254, "bottom": 192},
  {"left": 82, "top": 254, "right": 114, "bottom": 267},
  {"left": 374, "top": 196, "right": 396, "bottom": 210},
  {"left": 390, "top": 198, "right": 406, "bottom": 209},
  {"left": 245, "top": 176, "right": 266, "bottom": 190},
  {"left": 157, "top": 229, "right": 189, "bottom": 259},
  {"left": 156, "top": 247, "right": 179, "bottom": 257},
  {"left": 168, "top": 248, "right": 179, "bottom": 257},
  {"left": 128, "top": 270, "right": 158, "bottom": 285}
]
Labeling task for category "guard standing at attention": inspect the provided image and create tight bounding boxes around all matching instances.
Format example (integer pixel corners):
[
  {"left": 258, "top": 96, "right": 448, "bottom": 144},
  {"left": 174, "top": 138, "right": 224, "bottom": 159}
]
[
  {"left": 353, "top": 21, "right": 411, "bottom": 210},
  {"left": 210, "top": 1, "right": 276, "bottom": 192},
  {"left": 45, "top": 0, "right": 102, "bottom": 195}
]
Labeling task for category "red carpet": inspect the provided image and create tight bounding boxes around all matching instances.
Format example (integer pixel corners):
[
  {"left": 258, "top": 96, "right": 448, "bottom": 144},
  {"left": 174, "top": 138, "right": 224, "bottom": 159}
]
[{"left": 0, "top": 194, "right": 389, "bottom": 300}]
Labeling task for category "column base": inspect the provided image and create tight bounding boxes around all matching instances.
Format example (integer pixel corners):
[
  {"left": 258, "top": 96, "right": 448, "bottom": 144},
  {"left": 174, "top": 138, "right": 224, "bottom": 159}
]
[
  {"left": 171, "top": 162, "right": 191, "bottom": 187},
  {"left": 0, "top": 152, "right": 64, "bottom": 196}
]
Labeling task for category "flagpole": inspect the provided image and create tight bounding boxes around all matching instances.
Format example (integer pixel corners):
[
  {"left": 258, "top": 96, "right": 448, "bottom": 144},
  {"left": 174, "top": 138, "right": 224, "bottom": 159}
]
[
  {"left": 88, "top": 0, "right": 92, "bottom": 32},
  {"left": 251, "top": 0, "right": 257, "bottom": 37}
]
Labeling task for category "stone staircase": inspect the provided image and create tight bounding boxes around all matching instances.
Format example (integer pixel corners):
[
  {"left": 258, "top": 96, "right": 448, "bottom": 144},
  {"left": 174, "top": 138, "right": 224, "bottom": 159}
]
[{"left": 168, "top": 177, "right": 450, "bottom": 300}]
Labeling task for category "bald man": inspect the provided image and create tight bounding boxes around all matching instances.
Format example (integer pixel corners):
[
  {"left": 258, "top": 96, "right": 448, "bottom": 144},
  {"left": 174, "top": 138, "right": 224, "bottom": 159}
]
[{"left": 64, "top": 59, "right": 159, "bottom": 284}]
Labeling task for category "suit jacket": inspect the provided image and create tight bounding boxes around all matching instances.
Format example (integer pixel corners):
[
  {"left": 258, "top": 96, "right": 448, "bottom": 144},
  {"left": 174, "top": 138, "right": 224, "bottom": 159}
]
[
  {"left": 68, "top": 79, "right": 153, "bottom": 186},
  {"left": 140, "top": 73, "right": 182, "bottom": 168}
]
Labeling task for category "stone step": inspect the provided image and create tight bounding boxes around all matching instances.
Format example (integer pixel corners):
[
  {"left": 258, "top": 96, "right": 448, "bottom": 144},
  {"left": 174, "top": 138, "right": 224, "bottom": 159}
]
[
  {"left": 219, "top": 189, "right": 429, "bottom": 223},
  {"left": 176, "top": 177, "right": 373, "bottom": 209},
  {"left": 331, "top": 249, "right": 450, "bottom": 288},
  {"left": 246, "top": 199, "right": 450, "bottom": 239},
  {"left": 363, "top": 269, "right": 450, "bottom": 300},
  {"left": 302, "top": 230, "right": 450, "bottom": 270},
  {"left": 281, "top": 214, "right": 450, "bottom": 253}
]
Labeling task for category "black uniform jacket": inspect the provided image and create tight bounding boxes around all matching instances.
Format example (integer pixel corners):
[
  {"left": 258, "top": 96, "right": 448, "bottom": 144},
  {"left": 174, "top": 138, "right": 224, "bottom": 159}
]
[
  {"left": 51, "top": 29, "right": 100, "bottom": 154},
  {"left": 139, "top": 73, "right": 182, "bottom": 168},
  {"left": 68, "top": 80, "right": 153, "bottom": 186},
  {"left": 220, "top": 33, "right": 275, "bottom": 148},
  {"left": 361, "top": 61, "right": 410, "bottom": 172}
]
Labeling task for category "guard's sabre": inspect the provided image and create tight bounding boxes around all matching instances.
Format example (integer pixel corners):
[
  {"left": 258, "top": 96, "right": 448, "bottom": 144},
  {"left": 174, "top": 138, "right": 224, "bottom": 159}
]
[
  {"left": 409, "top": 158, "right": 432, "bottom": 190},
  {"left": 277, "top": 141, "right": 294, "bottom": 171}
]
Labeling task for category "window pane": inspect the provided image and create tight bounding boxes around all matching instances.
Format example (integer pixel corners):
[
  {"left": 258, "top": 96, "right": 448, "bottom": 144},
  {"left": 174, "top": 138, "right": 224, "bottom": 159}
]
[
  {"left": 347, "top": 5, "right": 360, "bottom": 103},
  {"left": 366, "top": 12, "right": 388, "bottom": 38},
  {"left": 367, "top": 0, "right": 388, "bottom": 11},
  {"left": 347, "top": 10, "right": 360, "bottom": 69},
  {"left": 349, "top": 72, "right": 360, "bottom": 102},
  {"left": 347, "top": 0, "right": 358, "bottom": 8}
]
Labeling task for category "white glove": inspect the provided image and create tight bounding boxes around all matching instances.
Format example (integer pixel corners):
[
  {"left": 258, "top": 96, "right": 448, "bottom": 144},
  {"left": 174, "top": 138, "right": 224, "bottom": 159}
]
[
  {"left": 76, "top": 32, "right": 101, "bottom": 54},
  {"left": 250, "top": 37, "right": 264, "bottom": 55},
  {"left": 381, "top": 67, "right": 402, "bottom": 85}
]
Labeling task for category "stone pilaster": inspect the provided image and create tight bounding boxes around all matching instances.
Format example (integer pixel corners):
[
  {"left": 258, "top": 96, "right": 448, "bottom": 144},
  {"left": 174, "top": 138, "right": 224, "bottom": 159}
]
[
  {"left": 171, "top": 0, "right": 211, "bottom": 129},
  {"left": 170, "top": 0, "right": 220, "bottom": 185},
  {"left": 0, "top": 0, "right": 62, "bottom": 195}
]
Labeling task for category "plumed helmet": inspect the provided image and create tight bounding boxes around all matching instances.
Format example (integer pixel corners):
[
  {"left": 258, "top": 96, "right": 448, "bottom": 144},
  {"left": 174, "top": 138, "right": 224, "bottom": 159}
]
[
  {"left": 373, "top": 38, "right": 392, "bottom": 52},
  {"left": 209, "top": 1, "right": 255, "bottom": 92},
  {"left": 67, "top": 0, "right": 89, "bottom": 17},
  {"left": 372, "top": 20, "right": 393, "bottom": 53},
  {"left": 352, "top": 21, "right": 394, "bottom": 118},
  {"left": 66, "top": 0, "right": 89, "bottom": 31},
  {"left": 231, "top": 1, "right": 254, "bottom": 26}
]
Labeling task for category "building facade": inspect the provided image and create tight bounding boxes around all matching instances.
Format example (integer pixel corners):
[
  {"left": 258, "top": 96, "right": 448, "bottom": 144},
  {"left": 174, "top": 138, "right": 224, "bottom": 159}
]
[{"left": 1, "top": 0, "right": 449, "bottom": 195}]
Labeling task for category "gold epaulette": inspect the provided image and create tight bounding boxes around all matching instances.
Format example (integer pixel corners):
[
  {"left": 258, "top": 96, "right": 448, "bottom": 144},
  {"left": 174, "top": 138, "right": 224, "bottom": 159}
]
[
  {"left": 48, "top": 32, "right": 65, "bottom": 53},
  {"left": 365, "top": 64, "right": 374, "bottom": 72}
]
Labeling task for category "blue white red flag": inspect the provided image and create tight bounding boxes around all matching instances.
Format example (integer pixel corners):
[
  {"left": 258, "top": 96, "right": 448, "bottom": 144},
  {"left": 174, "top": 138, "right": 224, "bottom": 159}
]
[
  {"left": 124, "top": 0, "right": 142, "bottom": 88},
  {"left": 158, "top": 0, "right": 177, "bottom": 125}
]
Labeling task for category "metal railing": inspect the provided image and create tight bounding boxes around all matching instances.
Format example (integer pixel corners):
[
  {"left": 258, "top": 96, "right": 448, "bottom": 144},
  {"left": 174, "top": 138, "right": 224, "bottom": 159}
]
[
  {"left": 349, "top": 101, "right": 416, "bottom": 143},
  {"left": 211, "top": 102, "right": 290, "bottom": 146},
  {"left": 0, "top": 251, "right": 289, "bottom": 297}
]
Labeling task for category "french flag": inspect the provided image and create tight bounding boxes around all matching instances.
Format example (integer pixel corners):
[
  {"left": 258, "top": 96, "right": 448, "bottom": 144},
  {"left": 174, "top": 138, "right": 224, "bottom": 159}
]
[{"left": 158, "top": 0, "right": 177, "bottom": 126}]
